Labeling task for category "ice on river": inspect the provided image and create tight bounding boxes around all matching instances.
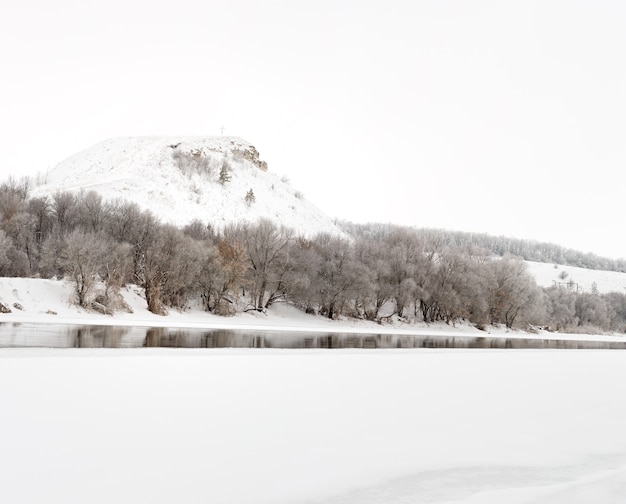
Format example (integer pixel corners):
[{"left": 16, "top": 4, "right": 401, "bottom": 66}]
[{"left": 1, "top": 348, "right": 626, "bottom": 503}]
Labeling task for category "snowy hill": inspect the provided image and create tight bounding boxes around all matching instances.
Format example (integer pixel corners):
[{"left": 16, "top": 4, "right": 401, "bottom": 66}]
[
  {"left": 34, "top": 136, "right": 345, "bottom": 237},
  {"left": 526, "top": 261, "right": 626, "bottom": 294}
]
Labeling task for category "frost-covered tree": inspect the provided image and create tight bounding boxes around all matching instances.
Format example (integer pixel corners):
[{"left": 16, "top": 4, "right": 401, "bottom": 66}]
[
  {"left": 354, "top": 238, "right": 393, "bottom": 320},
  {"left": 101, "top": 241, "right": 133, "bottom": 308},
  {"left": 134, "top": 222, "right": 207, "bottom": 313},
  {"left": 197, "top": 228, "right": 250, "bottom": 315},
  {"left": 311, "top": 234, "right": 365, "bottom": 319},
  {"left": 196, "top": 242, "right": 227, "bottom": 313},
  {"left": 575, "top": 292, "right": 611, "bottom": 331},
  {"left": 160, "top": 233, "right": 206, "bottom": 309},
  {"left": 105, "top": 199, "right": 144, "bottom": 244},
  {"left": 59, "top": 230, "right": 107, "bottom": 307},
  {"left": 183, "top": 219, "right": 215, "bottom": 241},
  {"left": 5, "top": 170, "right": 626, "bottom": 333},
  {"left": 0, "top": 210, "right": 35, "bottom": 275},
  {"left": 28, "top": 196, "right": 53, "bottom": 249},
  {"left": 545, "top": 286, "right": 578, "bottom": 331},
  {"left": 486, "top": 255, "right": 542, "bottom": 329},
  {"left": 76, "top": 190, "right": 105, "bottom": 233},
  {"left": 51, "top": 191, "right": 79, "bottom": 238},
  {"left": 419, "top": 250, "right": 465, "bottom": 324},
  {"left": 382, "top": 228, "right": 428, "bottom": 318},
  {"left": 604, "top": 292, "right": 626, "bottom": 333},
  {"left": 241, "top": 219, "right": 293, "bottom": 311},
  {"left": 0, "top": 230, "right": 13, "bottom": 276},
  {"left": 285, "top": 237, "right": 321, "bottom": 314}
]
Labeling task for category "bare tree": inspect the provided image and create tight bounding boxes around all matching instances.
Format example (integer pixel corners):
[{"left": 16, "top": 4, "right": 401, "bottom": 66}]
[
  {"left": 0, "top": 230, "right": 13, "bottom": 275},
  {"left": 486, "top": 255, "right": 541, "bottom": 328},
  {"left": 383, "top": 228, "right": 423, "bottom": 318},
  {"left": 160, "top": 233, "right": 206, "bottom": 309},
  {"left": 135, "top": 224, "right": 206, "bottom": 313},
  {"left": 354, "top": 238, "right": 392, "bottom": 320},
  {"left": 545, "top": 286, "right": 578, "bottom": 331},
  {"left": 575, "top": 292, "right": 611, "bottom": 331},
  {"left": 312, "top": 234, "right": 363, "bottom": 319},
  {"left": 77, "top": 190, "right": 105, "bottom": 233},
  {"left": 101, "top": 241, "right": 134, "bottom": 309},
  {"left": 197, "top": 242, "right": 226, "bottom": 312},
  {"left": 51, "top": 191, "right": 78, "bottom": 238},
  {"left": 28, "top": 196, "right": 53, "bottom": 253},
  {"left": 59, "top": 230, "right": 107, "bottom": 307},
  {"left": 215, "top": 234, "right": 249, "bottom": 313},
  {"left": 183, "top": 219, "right": 215, "bottom": 241},
  {"left": 242, "top": 219, "right": 293, "bottom": 311},
  {"left": 284, "top": 237, "right": 321, "bottom": 313}
]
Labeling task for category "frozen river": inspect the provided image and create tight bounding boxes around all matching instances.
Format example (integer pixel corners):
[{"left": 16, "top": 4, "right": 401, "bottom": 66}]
[
  {"left": 2, "top": 322, "right": 626, "bottom": 349},
  {"left": 2, "top": 331, "right": 626, "bottom": 503}
]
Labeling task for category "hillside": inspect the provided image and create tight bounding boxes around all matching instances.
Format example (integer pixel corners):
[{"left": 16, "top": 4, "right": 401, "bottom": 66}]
[
  {"left": 527, "top": 261, "right": 626, "bottom": 295},
  {"left": 340, "top": 222, "right": 626, "bottom": 273},
  {"left": 5, "top": 137, "right": 626, "bottom": 334},
  {"left": 34, "top": 136, "right": 344, "bottom": 237}
]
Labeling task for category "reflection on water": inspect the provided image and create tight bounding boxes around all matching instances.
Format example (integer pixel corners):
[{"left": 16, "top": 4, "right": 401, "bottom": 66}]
[{"left": 0, "top": 322, "right": 625, "bottom": 349}]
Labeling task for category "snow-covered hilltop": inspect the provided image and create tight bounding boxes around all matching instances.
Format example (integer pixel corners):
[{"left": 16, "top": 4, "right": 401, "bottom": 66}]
[{"left": 34, "top": 136, "right": 344, "bottom": 237}]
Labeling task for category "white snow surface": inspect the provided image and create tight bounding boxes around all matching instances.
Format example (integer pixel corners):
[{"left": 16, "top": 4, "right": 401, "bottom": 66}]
[
  {"left": 34, "top": 136, "right": 346, "bottom": 237},
  {"left": 1, "top": 276, "right": 624, "bottom": 342},
  {"left": 3, "top": 275, "right": 626, "bottom": 503},
  {"left": 2, "top": 347, "right": 626, "bottom": 504},
  {"left": 526, "top": 260, "right": 626, "bottom": 294},
  {"left": 14, "top": 138, "right": 626, "bottom": 502}
]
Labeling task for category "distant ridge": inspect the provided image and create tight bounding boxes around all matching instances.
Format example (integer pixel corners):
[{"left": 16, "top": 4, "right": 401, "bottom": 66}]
[
  {"left": 340, "top": 222, "right": 626, "bottom": 273},
  {"left": 34, "top": 136, "right": 345, "bottom": 238}
]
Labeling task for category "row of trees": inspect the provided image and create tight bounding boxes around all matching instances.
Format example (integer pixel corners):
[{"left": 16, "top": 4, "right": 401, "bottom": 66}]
[
  {"left": 341, "top": 222, "right": 626, "bottom": 272},
  {"left": 1, "top": 177, "right": 626, "bottom": 333}
]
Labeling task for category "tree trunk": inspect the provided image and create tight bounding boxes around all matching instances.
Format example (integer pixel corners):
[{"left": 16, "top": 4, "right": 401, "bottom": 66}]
[{"left": 145, "top": 280, "right": 164, "bottom": 315}]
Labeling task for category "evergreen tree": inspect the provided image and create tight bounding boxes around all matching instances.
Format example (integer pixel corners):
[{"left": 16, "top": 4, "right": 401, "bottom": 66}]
[
  {"left": 218, "top": 159, "right": 232, "bottom": 184},
  {"left": 245, "top": 189, "right": 255, "bottom": 206}
]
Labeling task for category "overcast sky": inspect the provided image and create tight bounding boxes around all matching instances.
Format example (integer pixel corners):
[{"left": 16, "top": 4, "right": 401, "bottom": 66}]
[{"left": 1, "top": 1, "right": 625, "bottom": 258}]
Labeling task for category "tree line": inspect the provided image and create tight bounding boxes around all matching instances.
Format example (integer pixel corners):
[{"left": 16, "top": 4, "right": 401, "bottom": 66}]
[
  {"left": 340, "top": 222, "right": 626, "bottom": 272},
  {"left": 2, "top": 176, "right": 626, "bottom": 334}
]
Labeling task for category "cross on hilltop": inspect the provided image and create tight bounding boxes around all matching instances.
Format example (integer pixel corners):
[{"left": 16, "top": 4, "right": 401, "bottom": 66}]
[{"left": 220, "top": 126, "right": 226, "bottom": 136}]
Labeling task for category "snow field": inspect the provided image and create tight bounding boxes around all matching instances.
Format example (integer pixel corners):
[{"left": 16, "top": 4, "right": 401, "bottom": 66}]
[
  {"left": 2, "top": 348, "right": 626, "bottom": 503},
  {"left": 526, "top": 261, "right": 626, "bottom": 294}
]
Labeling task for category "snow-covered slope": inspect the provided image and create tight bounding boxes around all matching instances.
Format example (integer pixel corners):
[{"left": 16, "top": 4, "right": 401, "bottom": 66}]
[
  {"left": 526, "top": 261, "right": 626, "bottom": 294},
  {"left": 35, "top": 136, "right": 345, "bottom": 237}
]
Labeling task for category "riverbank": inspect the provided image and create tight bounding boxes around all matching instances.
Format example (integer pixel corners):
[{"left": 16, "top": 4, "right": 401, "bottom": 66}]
[{"left": 1, "top": 276, "right": 625, "bottom": 342}]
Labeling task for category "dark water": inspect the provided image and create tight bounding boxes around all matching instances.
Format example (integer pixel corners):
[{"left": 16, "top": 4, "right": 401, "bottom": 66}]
[{"left": 0, "top": 322, "right": 625, "bottom": 349}]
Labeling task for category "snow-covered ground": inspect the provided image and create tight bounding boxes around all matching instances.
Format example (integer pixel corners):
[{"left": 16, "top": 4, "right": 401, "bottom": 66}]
[
  {"left": 32, "top": 136, "right": 346, "bottom": 238},
  {"left": 1, "top": 276, "right": 625, "bottom": 343},
  {"left": 3, "top": 271, "right": 626, "bottom": 503},
  {"left": 2, "top": 347, "right": 626, "bottom": 504},
  {"left": 0, "top": 276, "right": 491, "bottom": 335},
  {"left": 13, "top": 138, "right": 626, "bottom": 502},
  {"left": 526, "top": 260, "right": 626, "bottom": 294}
]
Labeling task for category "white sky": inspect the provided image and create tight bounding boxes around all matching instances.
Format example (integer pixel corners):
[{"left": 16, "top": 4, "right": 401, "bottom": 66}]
[{"left": 1, "top": 0, "right": 625, "bottom": 259}]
